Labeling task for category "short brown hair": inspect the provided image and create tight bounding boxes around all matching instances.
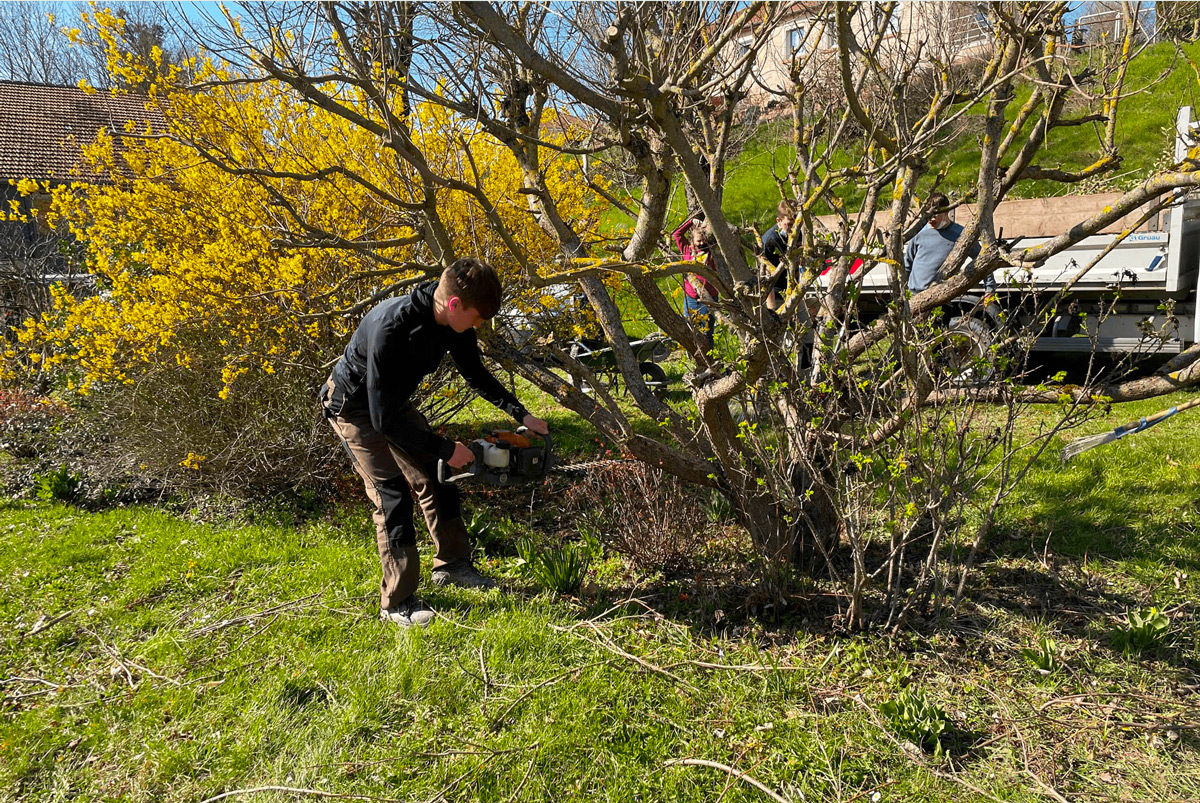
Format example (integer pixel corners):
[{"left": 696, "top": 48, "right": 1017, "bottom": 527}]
[
  {"left": 777, "top": 198, "right": 798, "bottom": 219},
  {"left": 926, "top": 192, "right": 949, "bottom": 214},
  {"left": 438, "top": 257, "right": 503, "bottom": 319}
]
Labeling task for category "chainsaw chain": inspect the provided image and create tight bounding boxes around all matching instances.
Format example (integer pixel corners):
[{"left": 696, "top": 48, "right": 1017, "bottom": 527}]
[{"left": 550, "top": 457, "right": 639, "bottom": 475}]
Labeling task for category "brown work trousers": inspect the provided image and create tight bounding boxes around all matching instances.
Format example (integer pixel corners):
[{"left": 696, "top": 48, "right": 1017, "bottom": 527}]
[{"left": 323, "top": 380, "right": 471, "bottom": 609}]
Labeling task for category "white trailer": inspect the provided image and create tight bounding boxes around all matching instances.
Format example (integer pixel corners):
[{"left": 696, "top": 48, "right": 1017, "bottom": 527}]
[{"left": 844, "top": 106, "right": 1200, "bottom": 358}]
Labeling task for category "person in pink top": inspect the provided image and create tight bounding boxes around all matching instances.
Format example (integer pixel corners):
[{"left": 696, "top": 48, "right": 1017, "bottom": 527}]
[{"left": 671, "top": 215, "right": 720, "bottom": 351}]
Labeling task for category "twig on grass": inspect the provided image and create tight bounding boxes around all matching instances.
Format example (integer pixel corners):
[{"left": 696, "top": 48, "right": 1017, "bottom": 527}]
[
  {"left": 26, "top": 609, "right": 74, "bottom": 638},
  {"left": 426, "top": 761, "right": 482, "bottom": 801},
  {"left": 190, "top": 592, "right": 323, "bottom": 636},
  {"left": 82, "top": 627, "right": 137, "bottom": 690},
  {"left": 984, "top": 685, "right": 1071, "bottom": 803},
  {"left": 195, "top": 786, "right": 412, "bottom": 803},
  {"left": 1034, "top": 691, "right": 1200, "bottom": 732},
  {"left": 314, "top": 678, "right": 340, "bottom": 708},
  {"left": 58, "top": 656, "right": 275, "bottom": 710},
  {"left": 2, "top": 688, "right": 63, "bottom": 704},
  {"left": 441, "top": 737, "right": 538, "bottom": 759},
  {"left": 126, "top": 660, "right": 184, "bottom": 687},
  {"left": 186, "top": 655, "right": 275, "bottom": 688},
  {"left": 318, "top": 592, "right": 375, "bottom": 619},
  {"left": 663, "top": 658, "right": 809, "bottom": 673},
  {"left": 432, "top": 612, "right": 484, "bottom": 632},
  {"left": 58, "top": 688, "right": 141, "bottom": 710},
  {"left": 489, "top": 660, "right": 613, "bottom": 730},
  {"left": 296, "top": 742, "right": 538, "bottom": 774},
  {"left": 712, "top": 745, "right": 755, "bottom": 803},
  {"left": 172, "top": 593, "right": 222, "bottom": 630},
  {"left": 843, "top": 778, "right": 900, "bottom": 803},
  {"left": 1038, "top": 690, "right": 1189, "bottom": 711},
  {"left": 504, "top": 743, "right": 541, "bottom": 803},
  {"left": 664, "top": 758, "right": 790, "bottom": 803},
  {"left": 479, "top": 646, "right": 492, "bottom": 700},
  {"left": 79, "top": 628, "right": 184, "bottom": 690},
  {"left": 1, "top": 676, "right": 77, "bottom": 688},
  {"left": 578, "top": 622, "right": 700, "bottom": 693},
  {"left": 220, "top": 613, "right": 283, "bottom": 659},
  {"left": 849, "top": 694, "right": 1009, "bottom": 803},
  {"left": 1023, "top": 770, "right": 1070, "bottom": 803},
  {"left": 550, "top": 592, "right": 655, "bottom": 633}
]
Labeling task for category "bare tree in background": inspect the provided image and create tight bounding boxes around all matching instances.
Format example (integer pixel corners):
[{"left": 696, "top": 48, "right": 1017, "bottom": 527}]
[
  {"left": 0, "top": 1, "right": 188, "bottom": 88},
  {"left": 53, "top": 1, "right": 1200, "bottom": 624},
  {"left": 1157, "top": 0, "right": 1200, "bottom": 42},
  {"left": 0, "top": 2, "right": 98, "bottom": 85},
  {"left": 0, "top": 212, "right": 84, "bottom": 338}
]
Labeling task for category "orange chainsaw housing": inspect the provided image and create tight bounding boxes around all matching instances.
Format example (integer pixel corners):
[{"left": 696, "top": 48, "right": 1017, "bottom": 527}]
[{"left": 486, "top": 430, "right": 531, "bottom": 448}]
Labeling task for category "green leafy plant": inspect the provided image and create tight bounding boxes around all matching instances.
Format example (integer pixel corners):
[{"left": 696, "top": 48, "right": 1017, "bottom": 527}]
[
  {"left": 884, "top": 659, "right": 913, "bottom": 689},
  {"left": 467, "top": 509, "right": 527, "bottom": 557},
  {"left": 1110, "top": 607, "right": 1171, "bottom": 655},
  {"left": 840, "top": 640, "right": 872, "bottom": 679},
  {"left": 465, "top": 508, "right": 499, "bottom": 546},
  {"left": 1021, "top": 635, "right": 1060, "bottom": 674},
  {"left": 705, "top": 487, "right": 733, "bottom": 524},
  {"left": 516, "top": 537, "right": 590, "bottom": 594},
  {"left": 880, "top": 686, "right": 950, "bottom": 756},
  {"left": 575, "top": 518, "right": 603, "bottom": 559},
  {"left": 33, "top": 464, "right": 81, "bottom": 503}
]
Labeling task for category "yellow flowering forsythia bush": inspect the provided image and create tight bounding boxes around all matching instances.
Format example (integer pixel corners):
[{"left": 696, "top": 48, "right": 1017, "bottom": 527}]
[
  {"left": 14, "top": 99, "right": 594, "bottom": 397},
  {"left": 4, "top": 21, "right": 601, "bottom": 490}
]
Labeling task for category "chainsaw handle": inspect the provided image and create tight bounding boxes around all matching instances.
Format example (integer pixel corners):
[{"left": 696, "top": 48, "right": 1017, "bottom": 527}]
[
  {"left": 437, "top": 458, "right": 477, "bottom": 485},
  {"left": 516, "top": 426, "right": 553, "bottom": 479},
  {"left": 540, "top": 429, "right": 553, "bottom": 477},
  {"left": 438, "top": 429, "right": 552, "bottom": 486}
]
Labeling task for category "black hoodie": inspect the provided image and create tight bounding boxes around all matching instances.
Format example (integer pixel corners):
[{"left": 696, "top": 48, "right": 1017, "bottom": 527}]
[{"left": 329, "top": 281, "right": 528, "bottom": 460}]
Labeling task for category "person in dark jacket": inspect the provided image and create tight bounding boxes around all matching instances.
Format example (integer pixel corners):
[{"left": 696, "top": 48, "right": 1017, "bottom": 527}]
[
  {"left": 761, "top": 198, "right": 798, "bottom": 310},
  {"left": 321, "top": 257, "right": 548, "bottom": 628}
]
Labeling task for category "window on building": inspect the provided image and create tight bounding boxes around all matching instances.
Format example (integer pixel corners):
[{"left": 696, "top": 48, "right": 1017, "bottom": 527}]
[
  {"left": 788, "top": 26, "right": 807, "bottom": 55},
  {"left": 735, "top": 37, "right": 752, "bottom": 61},
  {"left": 885, "top": 9, "right": 901, "bottom": 36},
  {"left": 28, "top": 194, "right": 55, "bottom": 236}
]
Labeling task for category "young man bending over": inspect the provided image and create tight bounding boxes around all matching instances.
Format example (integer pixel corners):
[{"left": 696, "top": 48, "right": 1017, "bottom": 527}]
[{"left": 321, "top": 258, "right": 548, "bottom": 628}]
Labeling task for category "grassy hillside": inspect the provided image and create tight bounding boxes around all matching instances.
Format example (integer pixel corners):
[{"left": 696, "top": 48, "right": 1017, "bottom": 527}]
[{"left": 663, "top": 40, "right": 1200, "bottom": 232}]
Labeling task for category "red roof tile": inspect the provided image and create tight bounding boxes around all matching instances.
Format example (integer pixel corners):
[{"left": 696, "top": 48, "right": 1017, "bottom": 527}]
[
  {"left": 0, "top": 80, "right": 162, "bottom": 184},
  {"left": 736, "top": 1, "right": 820, "bottom": 32}
]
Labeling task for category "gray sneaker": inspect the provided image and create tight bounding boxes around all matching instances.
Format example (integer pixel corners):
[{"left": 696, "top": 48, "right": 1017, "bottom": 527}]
[
  {"left": 380, "top": 596, "right": 436, "bottom": 628},
  {"left": 430, "top": 561, "right": 497, "bottom": 589}
]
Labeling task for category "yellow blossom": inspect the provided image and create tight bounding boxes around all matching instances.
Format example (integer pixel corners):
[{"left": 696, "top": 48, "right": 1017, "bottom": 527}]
[{"left": 179, "top": 453, "right": 206, "bottom": 470}]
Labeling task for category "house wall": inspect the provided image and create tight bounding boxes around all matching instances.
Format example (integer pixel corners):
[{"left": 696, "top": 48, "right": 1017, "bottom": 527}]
[{"left": 728, "top": 1, "right": 995, "bottom": 107}]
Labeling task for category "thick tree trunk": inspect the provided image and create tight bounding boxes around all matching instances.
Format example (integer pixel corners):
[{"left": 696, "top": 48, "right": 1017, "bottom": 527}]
[{"left": 787, "top": 462, "right": 842, "bottom": 568}]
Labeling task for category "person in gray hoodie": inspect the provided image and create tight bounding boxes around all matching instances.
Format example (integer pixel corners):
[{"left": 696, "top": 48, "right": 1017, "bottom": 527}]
[{"left": 904, "top": 192, "right": 990, "bottom": 295}]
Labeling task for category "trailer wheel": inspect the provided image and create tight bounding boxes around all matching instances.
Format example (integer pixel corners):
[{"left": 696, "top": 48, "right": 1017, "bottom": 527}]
[
  {"left": 639, "top": 361, "right": 669, "bottom": 398},
  {"left": 938, "top": 316, "right": 996, "bottom": 387}
]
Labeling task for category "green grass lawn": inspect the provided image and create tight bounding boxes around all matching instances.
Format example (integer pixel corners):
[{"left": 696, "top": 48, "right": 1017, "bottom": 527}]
[{"left": 3, "top": 388, "right": 1200, "bottom": 802}]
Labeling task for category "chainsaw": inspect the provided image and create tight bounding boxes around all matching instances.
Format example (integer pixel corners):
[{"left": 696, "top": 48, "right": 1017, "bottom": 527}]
[{"left": 437, "top": 427, "right": 553, "bottom": 486}]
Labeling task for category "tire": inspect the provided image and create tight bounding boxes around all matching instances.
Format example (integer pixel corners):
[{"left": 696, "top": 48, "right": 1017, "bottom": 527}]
[
  {"left": 938, "top": 316, "right": 996, "bottom": 387},
  {"left": 639, "top": 361, "right": 669, "bottom": 398}
]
